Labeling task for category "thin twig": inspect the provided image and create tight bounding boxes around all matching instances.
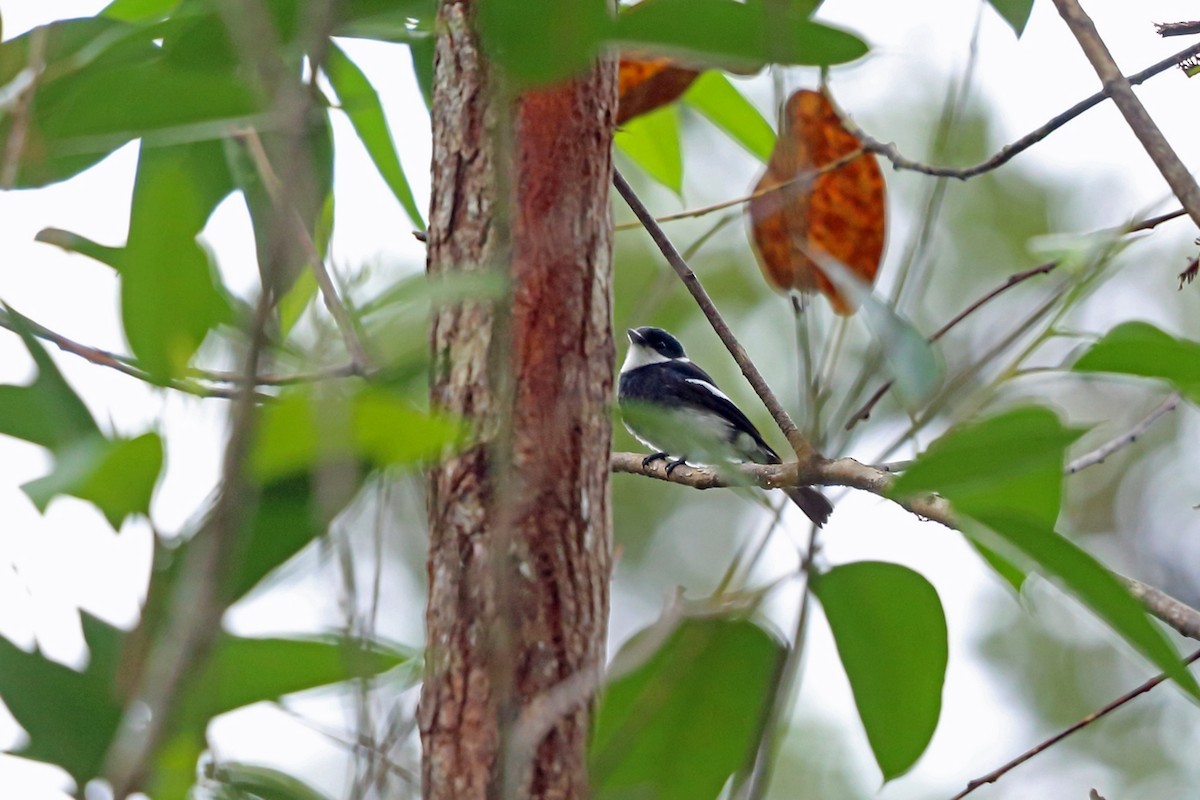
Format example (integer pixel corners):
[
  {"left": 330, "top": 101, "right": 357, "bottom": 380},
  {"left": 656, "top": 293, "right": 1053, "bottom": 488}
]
[
  {"left": 612, "top": 149, "right": 864, "bottom": 231},
  {"left": 950, "top": 648, "right": 1200, "bottom": 799},
  {"left": 612, "top": 168, "right": 818, "bottom": 463},
  {"left": 844, "top": 260, "right": 1061, "bottom": 429},
  {"left": 846, "top": 40, "right": 1200, "bottom": 181},
  {"left": 1066, "top": 394, "right": 1180, "bottom": 473},
  {"left": 1054, "top": 0, "right": 1200, "bottom": 229},
  {"left": 241, "top": 128, "right": 373, "bottom": 373}
]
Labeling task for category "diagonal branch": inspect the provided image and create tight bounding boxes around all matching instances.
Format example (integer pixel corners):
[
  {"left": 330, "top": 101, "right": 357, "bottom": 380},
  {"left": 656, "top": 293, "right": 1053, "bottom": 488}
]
[
  {"left": 950, "top": 648, "right": 1200, "bottom": 799},
  {"left": 1053, "top": 0, "right": 1200, "bottom": 229},
  {"left": 612, "top": 168, "right": 818, "bottom": 463},
  {"left": 843, "top": 40, "right": 1200, "bottom": 181},
  {"left": 1066, "top": 393, "right": 1180, "bottom": 473}
]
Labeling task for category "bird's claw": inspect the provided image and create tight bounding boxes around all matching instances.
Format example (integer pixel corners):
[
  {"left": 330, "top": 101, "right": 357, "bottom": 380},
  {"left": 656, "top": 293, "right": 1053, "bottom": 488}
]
[
  {"left": 664, "top": 457, "right": 689, "bottom": 477},
  {"left": 642, "top": 452, "right": 669, "bottom": 468}
]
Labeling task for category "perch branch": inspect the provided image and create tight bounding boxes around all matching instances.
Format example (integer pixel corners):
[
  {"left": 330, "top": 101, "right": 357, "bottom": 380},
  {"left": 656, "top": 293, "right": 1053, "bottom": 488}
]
[
  {"left": 1156, "top": 21, "right": 1200, "bottom": 37},
  {"left": 1053, "top": 0, "right": 1200, "bottom": 229},
  {"left": 613, "top": 168, "right": 818, "bottom": 463}
]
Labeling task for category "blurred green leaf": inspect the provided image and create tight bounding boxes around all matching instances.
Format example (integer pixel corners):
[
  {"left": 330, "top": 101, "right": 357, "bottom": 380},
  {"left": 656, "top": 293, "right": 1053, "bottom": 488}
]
[
  {"left": 613, "top": 0, "right": 868, "bottom": 72},
  {"left": 325, "top": 42, "right": 425, "bottom": 230},
  {"left": 811, "top": 562, "right": 947, "bottom": 780},
  {"left": 591, "top": 616, "right": 784, "bottom": 800},
  {"left": 969, "top": 512, "right": 1200, "bottom": 699},
  {"left": 856, "top": 290, "right": 941, "bottom": 407},
  {"left": 22, "top": 432, "right": 163, "bottom": 529},
  {"left": 101, "top": 0, "right": 182, "bottom": 21},
  {"left": 200, "top": 762, "right": 335, "bottom": 800},
  {"left": 891, "top": 407, "right": 1082, "bottom": 529},
  {"left": 1073, "top": 321, "right": 1200, "bottom": 403},
  {"left": 34, "top": 228, "right": 122, "bottom": 270},
  {"left": 893, "top": 408, "right": 1200, "bottom": 698},
  {"left": 409, "top": 35, "right": 435, "bottom": 111},
  {"left": 986, "top": 0, "right": 1035, "bottom": 37},
  {"left": 0, "top": 314, "right": 99, "bottom": 450},
  {"left": 122, "top": 142, "right": 234, "bottom": 380},
  {"left": 615, "top": 104, "right": 683, "bottom": 196},
  {"left": 0, "top": 613, "right": 124, "bottom": 786},
  {"left": 336, "top": 0, "right": 438, "bottom": 41},
  {"left": 230, "top": 475, "right": 331, "bottom": 599},
  {"left": 683, "top": 72, "right": 775, "bottom": 162},
  {"left": 195, "top": 635, "right": 417, "bottom": 719},
  {"left": 251, "top": 386, "right": 466, "bottom": 481},
  {"left": 478, "top": 0, "right": 609, "bottom": 85}
]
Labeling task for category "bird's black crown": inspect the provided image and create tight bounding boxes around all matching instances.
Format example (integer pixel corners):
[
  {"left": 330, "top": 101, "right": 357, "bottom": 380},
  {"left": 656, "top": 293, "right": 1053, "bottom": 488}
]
[{"left": 628, "top": 326, "right": 686, "bottom": 359}]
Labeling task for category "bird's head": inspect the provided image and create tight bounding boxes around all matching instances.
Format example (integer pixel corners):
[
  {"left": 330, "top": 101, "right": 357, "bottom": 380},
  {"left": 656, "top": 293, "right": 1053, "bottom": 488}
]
[{"left": 622, "top": 326, "right": 686, "bottom": 372}]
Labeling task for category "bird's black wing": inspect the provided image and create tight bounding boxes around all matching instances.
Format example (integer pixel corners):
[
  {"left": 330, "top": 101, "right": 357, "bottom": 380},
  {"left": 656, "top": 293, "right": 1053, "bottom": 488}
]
[{"left": 661, "top": 361, "right": 781, "bottom": 464}]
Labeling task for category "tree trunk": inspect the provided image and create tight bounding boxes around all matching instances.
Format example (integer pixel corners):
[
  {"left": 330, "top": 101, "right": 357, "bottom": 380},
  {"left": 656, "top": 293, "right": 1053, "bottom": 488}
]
[{"left": 418, "top": 1, "right": 617, "bottom": 797}]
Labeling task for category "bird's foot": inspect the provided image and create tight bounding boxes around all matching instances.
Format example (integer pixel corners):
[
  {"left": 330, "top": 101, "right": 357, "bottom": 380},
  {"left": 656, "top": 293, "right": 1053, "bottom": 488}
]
[
  {"left": 664, "top": 457, "right": 689, "bottom": 477},
  {"left": 642, "top": 452, "right": 669, "bottom": 468}
]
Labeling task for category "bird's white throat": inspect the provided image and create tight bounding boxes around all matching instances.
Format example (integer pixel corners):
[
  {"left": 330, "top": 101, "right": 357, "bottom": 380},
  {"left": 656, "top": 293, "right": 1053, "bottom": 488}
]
[{"left": 620, "top": 343, "right": 672, "bottom": 373}]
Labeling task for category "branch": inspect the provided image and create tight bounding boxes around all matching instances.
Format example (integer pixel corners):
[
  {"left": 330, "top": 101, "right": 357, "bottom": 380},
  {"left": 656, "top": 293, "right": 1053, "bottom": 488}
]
[
  {"left": 612, "top": 168, "right": 818, "bottom": 463},
  {"left": 1156, "top": 20, "right": 1200, "bottom": 37},
  {"left": 950, "top": 647, "right": 1200, "bottom": 799},
  {"left": 1054, "top": 0, "right": 1200, "bottom": 230},
  {"left": 845, "top": 260, "right": 1060, "bottom": 430},
  {"left": 1066, "top": 394, "right": 1180, "bottom": 473},
  {"left": 844, "top": 40, "right": 1200, "bottom": 181}
]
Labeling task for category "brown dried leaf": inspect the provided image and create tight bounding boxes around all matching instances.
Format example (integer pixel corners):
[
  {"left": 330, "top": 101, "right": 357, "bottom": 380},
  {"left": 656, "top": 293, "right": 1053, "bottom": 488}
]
[
  {"left": 617, "top": 57, "right": 701, "bottom": 125},
  {"left": 748, "top": 89, "right": 886, "bottom": 315}
]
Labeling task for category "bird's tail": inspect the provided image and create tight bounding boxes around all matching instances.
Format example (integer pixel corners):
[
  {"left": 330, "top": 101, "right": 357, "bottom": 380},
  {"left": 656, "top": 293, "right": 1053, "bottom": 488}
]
[{"left": 783, "top": 486, "right": 833, "bottom": 527}]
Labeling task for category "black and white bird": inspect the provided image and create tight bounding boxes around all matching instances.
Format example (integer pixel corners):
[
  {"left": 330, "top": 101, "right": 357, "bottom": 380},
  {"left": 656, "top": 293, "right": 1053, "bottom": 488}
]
[{"left": 618, "top": 326, "right": 833, "bottom": 527}]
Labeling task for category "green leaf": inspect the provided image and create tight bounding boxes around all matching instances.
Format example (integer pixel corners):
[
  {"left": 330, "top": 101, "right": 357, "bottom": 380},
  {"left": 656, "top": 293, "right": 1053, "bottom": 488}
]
[
  {"left": 34, "top": 228, "right": 122, "bottom": 270},
  {"left": 968, "top": 513, "right": 1200, "bottom": 699},
  {"left": 251, "top": 386, "right": 466, "bottom": 482},
  {"left": 122, "top": 142, "right": 234, "bottom": 380},
  {"left": 0, "top": 19, "right": 262, "bottom": 187},
  {"left": 0, "top": 313, "right": 99, "bottom": 450},
  {"left": 811, "top": 562, "right": 947, "bottom": 780},
  {"left": 0, "top": 613, "right": 124, "bottom": 786},
  {"left": 683, "top": 72, "right": 775, "bottom": 162},
  {"left": 200, "top": 762, "right": 335, "bottom": 800},
  {"left": 891, "top": 407, "right": 1082, "bottom": 529},
  {"left": 101, "top": 0, "right": 182, "bottom": 22},
  {"left": 335, "top": 0, "right": 438, "bottom": 41},
  {"left": 856, "top": 290, "right": 941, "bottom": 407},
  {"left": 613, "top": 0, "right": 868, "bottom": 72},
  {"left": 230, "top": 475, "right": 330, "bottom": 600},
  {"left": 196, "top": 635, "right": 417, "bottom": 719},
  {"left": 22, "top": 432, "right": 163, "bottom": 529},
  {"left": 615, "top": 104, "right": 683, "bottom": 195},
  {"left": 985, "top": 0, "right": 1035, "bottom": 37},
  {"left": 478, "top": 0, "right": 609, "bottom": 85},
  {"left": 1073, "top": 321, "right": 1200, "bottom": 403},
  {"left": 591, "top": 617, "right": 784, "bottom": 800},
  {"left": 409, "top": 35, "right": 435, "bottom": 111},
  {"left": 325, "top": 42, "right": 425, "bottom": 230}
]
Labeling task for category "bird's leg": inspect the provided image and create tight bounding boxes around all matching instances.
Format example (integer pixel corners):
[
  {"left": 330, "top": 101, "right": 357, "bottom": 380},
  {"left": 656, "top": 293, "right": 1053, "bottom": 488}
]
[
  {"left": 642, "top": 452, "right": 669, "bottom": 468},
  {"left": 664, "top": 457, "right": 690, "bottom": 477}
]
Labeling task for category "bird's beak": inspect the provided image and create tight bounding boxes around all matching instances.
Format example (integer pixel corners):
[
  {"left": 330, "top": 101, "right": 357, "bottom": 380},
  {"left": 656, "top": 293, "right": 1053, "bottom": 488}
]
[{"left": 626, "top": 328, "right": 644, "bottom": 345}]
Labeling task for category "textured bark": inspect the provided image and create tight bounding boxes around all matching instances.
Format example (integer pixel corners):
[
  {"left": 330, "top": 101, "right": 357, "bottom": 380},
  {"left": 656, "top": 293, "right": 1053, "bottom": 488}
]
[{"left": 418, "top": 1, "right": 616, "bottom": 798}]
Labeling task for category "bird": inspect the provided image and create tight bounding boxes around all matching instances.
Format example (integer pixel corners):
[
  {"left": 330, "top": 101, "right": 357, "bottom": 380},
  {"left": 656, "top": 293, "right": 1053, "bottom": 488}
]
[{"left": 618, "top": 326, "right": 833, "bottom": 526}]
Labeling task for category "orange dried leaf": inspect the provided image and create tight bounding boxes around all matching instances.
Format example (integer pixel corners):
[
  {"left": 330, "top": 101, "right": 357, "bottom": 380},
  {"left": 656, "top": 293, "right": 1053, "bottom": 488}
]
[
  {"left": 748, "top": 89, "right": 886, "bottom": 315},
  {"left": 617, "top": 57, "right": 700, "bottom": 124}
]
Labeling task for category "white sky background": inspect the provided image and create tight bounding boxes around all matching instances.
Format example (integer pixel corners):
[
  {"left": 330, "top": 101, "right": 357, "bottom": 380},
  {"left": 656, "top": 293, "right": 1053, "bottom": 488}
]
[{"left": 1, "top": 0, "right": 1200, "bottom": 798}]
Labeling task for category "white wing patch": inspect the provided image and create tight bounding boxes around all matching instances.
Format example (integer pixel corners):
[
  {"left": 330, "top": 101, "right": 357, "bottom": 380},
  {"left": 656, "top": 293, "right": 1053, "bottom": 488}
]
[{"left": 685, "top": 378, "right": 733, "bottom": 403}]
